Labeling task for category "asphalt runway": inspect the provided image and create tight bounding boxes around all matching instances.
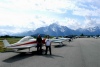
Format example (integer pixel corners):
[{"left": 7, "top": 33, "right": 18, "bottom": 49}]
[{"left": 0, "top": 38, "right": 100, "bottom": 67}]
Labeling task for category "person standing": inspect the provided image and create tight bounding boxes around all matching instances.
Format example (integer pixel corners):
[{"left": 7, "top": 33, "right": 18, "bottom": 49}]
[
  {"left": 45, "top": 35, "right": 52, "bottom": 55},
  {"left": 36, "top": 34, "right": 42, "bottom": 55}
]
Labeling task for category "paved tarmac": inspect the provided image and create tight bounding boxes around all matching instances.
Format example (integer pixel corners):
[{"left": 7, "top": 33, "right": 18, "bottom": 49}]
[{"left": 0, "top": 38, "right": 100, "bottom": 67}]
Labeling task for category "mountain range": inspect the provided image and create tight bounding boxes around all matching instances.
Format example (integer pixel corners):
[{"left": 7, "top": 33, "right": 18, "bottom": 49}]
[{"left": 14, "top": 23, "right": 100, "bottom": 36}]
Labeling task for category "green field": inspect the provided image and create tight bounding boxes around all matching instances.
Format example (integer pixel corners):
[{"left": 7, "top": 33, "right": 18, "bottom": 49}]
[{"left": 0, "top": 38, "right": 21, "bottom": 52}]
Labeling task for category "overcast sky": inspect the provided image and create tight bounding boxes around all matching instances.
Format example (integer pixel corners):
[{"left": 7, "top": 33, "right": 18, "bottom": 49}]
[{"left": 0, "top": 0, "right": 100, "bottom": 35}]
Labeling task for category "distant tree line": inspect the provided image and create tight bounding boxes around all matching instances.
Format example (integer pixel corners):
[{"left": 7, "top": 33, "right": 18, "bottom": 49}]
[
  {"left": 0, "top": 34, "right": 99, "bottom": 38},
  {"left": 79, "top": 33, "right": 100, "bottom": 38},
  {"left": 0, "top": 35, "right": 23, "bottom": 38}
]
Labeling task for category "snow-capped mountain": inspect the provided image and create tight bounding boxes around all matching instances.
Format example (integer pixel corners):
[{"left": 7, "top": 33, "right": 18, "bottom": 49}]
[
  {"left": 31, "top": 23, "right": 76, "bottom": 36},
  {"left": 76, "top": 26, "right": 100, "bottom": 35},
  {"left": 8, "top": 23, "right": 100, "bottom": 36},
  {"left": 87, "top": 26, "right": 100, "bottom": 32}
]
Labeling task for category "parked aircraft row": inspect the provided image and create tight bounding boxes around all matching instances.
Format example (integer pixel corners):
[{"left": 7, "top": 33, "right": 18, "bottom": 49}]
[{"left": 2, "top": 36, "right": 70, "bottom": 52}]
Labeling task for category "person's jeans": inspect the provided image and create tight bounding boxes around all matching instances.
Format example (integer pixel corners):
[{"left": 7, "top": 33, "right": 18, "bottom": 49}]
[{"left": 45, "top": 46, "right": 51, "bottom": 55}]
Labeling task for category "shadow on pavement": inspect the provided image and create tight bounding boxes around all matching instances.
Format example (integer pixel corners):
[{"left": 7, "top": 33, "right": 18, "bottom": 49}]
[
  {"left": 43, "top": 54, "right": 64, "bottom": 59},
  {"left": 54, "top": 44, "right": 75, "bottom": 48},
  {"left": 3, "top": 49, "right": 64, "bottom": 63},
  {"left": 54, "top": 44, "right": 67, "bottom": 48},
  {"left": 3, "top": 51, "right": 40, "bottom": 63}
]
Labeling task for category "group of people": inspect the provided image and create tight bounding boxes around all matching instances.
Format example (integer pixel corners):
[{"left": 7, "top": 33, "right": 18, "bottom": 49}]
[{"left": 36, "top": 35, "right": 52, "bottom": 55}]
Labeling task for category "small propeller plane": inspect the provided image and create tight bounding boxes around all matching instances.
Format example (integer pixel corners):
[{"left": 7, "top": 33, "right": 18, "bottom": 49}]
[
  {"left": 2, "top": 36, "right": 45, "bottom": 52},
  {"left": 50, "top": 37, "right": 70, "bottom": 46}
]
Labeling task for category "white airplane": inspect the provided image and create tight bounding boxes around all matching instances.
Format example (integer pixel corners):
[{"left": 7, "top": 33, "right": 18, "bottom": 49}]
[
  {"left": 2, "top": 36, "right": 45, "bottom": 52},
  {"left": 50, "top": 37, "right": 70, "bottom": 46},
  {"left": 2, "top": 36, "right": 70, "bottom": 52}
]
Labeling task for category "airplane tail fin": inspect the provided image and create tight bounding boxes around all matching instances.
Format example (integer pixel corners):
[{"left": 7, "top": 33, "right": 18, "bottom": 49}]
[{"left": 3, "top": 39, "right": 11, "bottom": 47}]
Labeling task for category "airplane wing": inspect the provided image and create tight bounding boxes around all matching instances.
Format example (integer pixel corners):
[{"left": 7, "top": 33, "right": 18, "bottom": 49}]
[
  {"left": 50, "top": 38, "right": 70, "bottom": 46},
  {"left": 52, "top": 40, "right": 64, "bottom": 43},
  {"left": 6, "top": 44, "right": 37, "bottom": 49}
]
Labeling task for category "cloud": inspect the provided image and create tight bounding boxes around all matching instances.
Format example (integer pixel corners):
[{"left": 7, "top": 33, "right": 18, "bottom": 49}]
[
  {"left": 0, "top": 0, "right": 77, "bottom": 13},
  {"left": 64, "top": 18, "right": 82, "bottom": 30},
  {"left": 71, "top": 0, "right": 100, "bottom": 17},
  {"left": 82, "top": 16, "right": 100, "bottom": 29},
  {"left": 0, "top": 0, "right": 100, "bottom": 35}
]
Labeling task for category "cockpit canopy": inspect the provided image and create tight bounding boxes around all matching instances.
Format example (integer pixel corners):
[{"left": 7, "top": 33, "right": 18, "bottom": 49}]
[{"left": 17, "top": 36, "right": 34, "bottom": 43}]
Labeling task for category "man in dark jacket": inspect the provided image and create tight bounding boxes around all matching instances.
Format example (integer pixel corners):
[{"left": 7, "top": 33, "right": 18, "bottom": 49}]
[{"left": 36, "top": 35, "right": 42, "bottom": 54}]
